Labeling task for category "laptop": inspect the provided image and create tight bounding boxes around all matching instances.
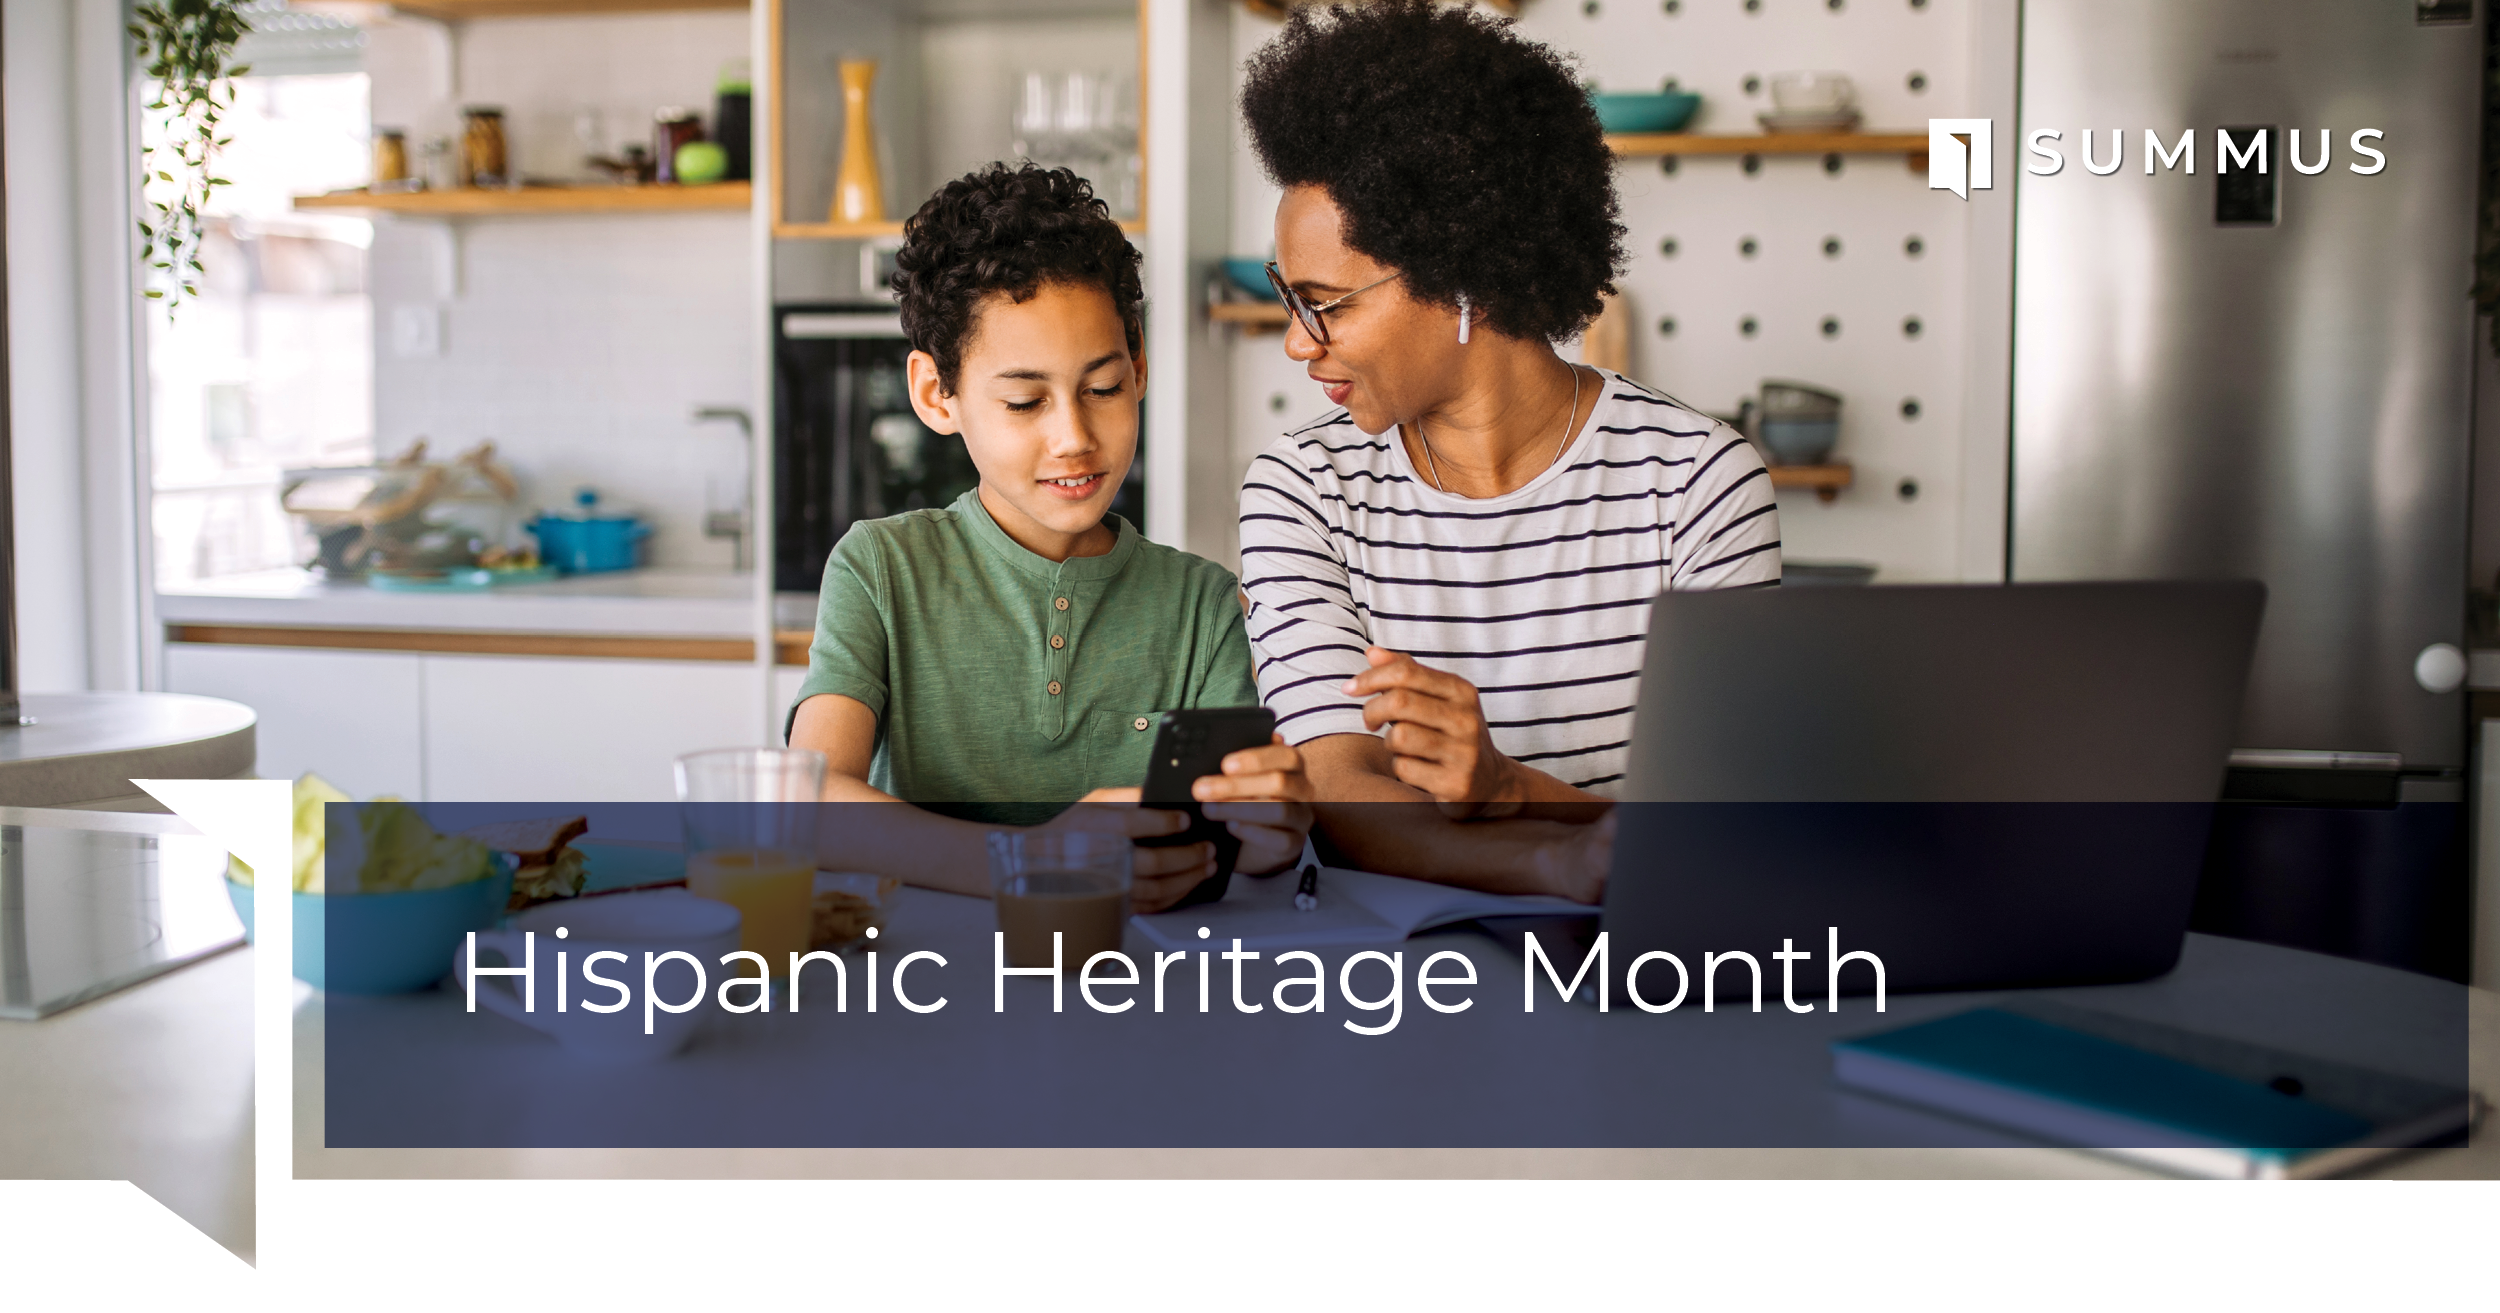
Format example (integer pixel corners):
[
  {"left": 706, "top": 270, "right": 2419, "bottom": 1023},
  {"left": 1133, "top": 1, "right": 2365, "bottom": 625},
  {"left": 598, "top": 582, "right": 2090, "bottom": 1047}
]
[{"left": 1501, "top": 580, "right": 2266, "bottom": 1000}]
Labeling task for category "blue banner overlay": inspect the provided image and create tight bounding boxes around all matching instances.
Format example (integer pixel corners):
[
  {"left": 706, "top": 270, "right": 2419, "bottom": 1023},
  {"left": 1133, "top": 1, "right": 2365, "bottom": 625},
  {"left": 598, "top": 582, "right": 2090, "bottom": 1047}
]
[{"left": 319, "top": 803, "right": 2469, "bottom": 1157}]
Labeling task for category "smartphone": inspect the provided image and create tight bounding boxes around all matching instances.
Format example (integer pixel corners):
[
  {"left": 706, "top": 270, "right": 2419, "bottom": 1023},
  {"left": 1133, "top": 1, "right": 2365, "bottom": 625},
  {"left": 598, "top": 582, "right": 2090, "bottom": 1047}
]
[{"left": 1136, "top": 706, "right": 1279, "bottom": 909}]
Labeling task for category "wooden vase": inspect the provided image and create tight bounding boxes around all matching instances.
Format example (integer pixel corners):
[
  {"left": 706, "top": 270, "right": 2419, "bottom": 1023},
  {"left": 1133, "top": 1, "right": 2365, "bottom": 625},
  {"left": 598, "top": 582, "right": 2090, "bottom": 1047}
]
[{"left": 832, "top": 58, "right": 884, "bottom": 225}]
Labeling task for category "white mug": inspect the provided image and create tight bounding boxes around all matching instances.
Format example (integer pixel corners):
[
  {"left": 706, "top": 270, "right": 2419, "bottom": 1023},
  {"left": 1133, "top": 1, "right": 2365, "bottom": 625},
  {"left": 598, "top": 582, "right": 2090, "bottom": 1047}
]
[{"left": 453, "top": 890, "right": 743, "bottom": 1063}]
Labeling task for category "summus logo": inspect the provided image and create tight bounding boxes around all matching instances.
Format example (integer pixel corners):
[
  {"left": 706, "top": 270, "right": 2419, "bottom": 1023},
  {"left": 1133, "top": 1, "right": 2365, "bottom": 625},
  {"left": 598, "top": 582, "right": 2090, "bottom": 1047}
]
[
  {"left": 2022, "top": 128, "right": 2386, "bottom": 176},
  {"left": 1927, "top": 117, "right": 2390, "bottom": 197},
  {"left": 1928, "top": 118, "right": 1994, "bottom": 200}
]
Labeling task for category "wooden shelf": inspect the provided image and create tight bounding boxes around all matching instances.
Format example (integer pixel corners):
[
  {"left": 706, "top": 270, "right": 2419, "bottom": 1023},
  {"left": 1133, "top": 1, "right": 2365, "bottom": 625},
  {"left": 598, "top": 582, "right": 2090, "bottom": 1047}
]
[
  {"left": 1767, "top": 463, "right": 1854, "bottom": 502},
  {"left": 295, "top": 182, "right": 751, "bottom": 216},
  {"left": 390, "top": 0, "right": 745, "bottom": 20},
  {"left": 772, "top": 218, "right": 905, "bottom": 240},
  {"left": 1243, "top": 0, "right": 1515, "bottom": 14},
  {"left": 772, "top": 217, "right": 1142, "bottom": 242},
  {"left": 1209, "top": 301, "right": 1289, "bottom": 334},
  {"left": 1607, "top": 131, "right": 1929, "bottom": 160}
]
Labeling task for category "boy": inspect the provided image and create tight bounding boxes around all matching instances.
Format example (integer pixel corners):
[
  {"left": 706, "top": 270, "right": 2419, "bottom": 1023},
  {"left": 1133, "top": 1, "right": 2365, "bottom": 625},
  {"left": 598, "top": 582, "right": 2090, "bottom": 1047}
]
[{"left": 786, "top": 163, "right": 1311, "bottom": 914}]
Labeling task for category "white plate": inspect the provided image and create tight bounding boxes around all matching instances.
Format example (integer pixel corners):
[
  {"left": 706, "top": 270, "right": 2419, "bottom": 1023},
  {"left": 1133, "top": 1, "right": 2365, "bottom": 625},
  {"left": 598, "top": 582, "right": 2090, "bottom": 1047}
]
[{"left": 1757, "top": 110, "right": 1862, "bottom": 133}]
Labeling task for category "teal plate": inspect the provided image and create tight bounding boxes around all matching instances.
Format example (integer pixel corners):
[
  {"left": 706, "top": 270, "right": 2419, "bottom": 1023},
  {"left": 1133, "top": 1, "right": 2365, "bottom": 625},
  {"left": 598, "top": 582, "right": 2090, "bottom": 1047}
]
[{"left": 369, "top": 566, "right": 561, "bottom": 591}]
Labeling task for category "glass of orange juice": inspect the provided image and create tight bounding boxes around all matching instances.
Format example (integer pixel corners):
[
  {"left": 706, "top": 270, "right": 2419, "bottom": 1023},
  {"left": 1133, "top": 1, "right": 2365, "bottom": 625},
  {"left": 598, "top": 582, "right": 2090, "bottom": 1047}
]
[{"left": 674, "top": 747, "right": 826, "bottom": 976}]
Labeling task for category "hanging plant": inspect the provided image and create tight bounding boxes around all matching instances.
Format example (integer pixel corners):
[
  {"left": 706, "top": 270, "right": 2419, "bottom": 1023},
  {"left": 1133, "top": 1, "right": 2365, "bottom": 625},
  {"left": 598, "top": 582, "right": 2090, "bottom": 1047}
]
[{"left": 129, "top": 0, "right": 252, "bottom": 312}]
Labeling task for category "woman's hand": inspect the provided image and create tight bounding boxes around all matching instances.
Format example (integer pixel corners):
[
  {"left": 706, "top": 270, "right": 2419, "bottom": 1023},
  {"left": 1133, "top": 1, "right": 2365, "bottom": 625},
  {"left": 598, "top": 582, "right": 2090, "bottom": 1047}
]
[
  {"left": 1038, "top": 789, "right": 1211, "bottom": 914},
  {"left": 1344, "top": 647, "right": 1524, "bottom": 818},
  {"left": 1529, "top": 807, "right": 1616, "bottom": 904},
  {"left": 1193, "top": 735, "right": 1316, "bottom": 875}
]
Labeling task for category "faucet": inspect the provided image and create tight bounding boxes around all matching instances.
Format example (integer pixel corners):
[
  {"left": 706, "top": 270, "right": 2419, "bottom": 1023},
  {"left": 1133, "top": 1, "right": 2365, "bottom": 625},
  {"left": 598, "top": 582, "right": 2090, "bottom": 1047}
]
[{"left": 692, "top": 406, "right": 755, "bottom": 571}]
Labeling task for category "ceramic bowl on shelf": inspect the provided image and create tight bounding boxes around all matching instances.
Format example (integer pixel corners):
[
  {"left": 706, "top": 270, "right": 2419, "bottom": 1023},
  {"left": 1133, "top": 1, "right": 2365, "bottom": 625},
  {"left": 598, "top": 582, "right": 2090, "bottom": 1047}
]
[
  {"left": 1590, "top": 88, "right": 1701, "bottom": 134},
  {"left": 1759, "top": 418, "right": 1840, "bottom": 466},
  {"left": 1757, "top": 379, "right": 1843, "bottom": 466},
  {"left": 1222, "top": 257, "right": 1279, "bottom": 301}
]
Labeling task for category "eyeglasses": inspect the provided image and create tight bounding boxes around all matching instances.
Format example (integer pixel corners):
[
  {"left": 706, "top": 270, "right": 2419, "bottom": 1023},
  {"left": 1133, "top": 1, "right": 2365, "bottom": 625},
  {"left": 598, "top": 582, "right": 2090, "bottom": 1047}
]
[{"left": 1264, "top": 261, "right": 1398, "bottom": 346}]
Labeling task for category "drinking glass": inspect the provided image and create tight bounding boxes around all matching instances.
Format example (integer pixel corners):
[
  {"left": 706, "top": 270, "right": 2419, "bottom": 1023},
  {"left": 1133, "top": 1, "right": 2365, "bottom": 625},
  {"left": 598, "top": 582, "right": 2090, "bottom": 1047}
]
[
  {"left": 986, "top": 830, "right": 1133, "bottom": 969},
  {"left": 675, "top": 747, "right": 826, "bottom": 975}
]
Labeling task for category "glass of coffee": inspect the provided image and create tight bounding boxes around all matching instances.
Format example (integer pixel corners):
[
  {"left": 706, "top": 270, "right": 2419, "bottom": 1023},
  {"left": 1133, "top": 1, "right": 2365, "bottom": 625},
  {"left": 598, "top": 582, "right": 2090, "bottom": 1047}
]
[
  {"left": 675, "top": 748, "right": 826, "bottom": 976},
  {"left": 986, "top": 830, "right": 1133, "bottom": 969}
]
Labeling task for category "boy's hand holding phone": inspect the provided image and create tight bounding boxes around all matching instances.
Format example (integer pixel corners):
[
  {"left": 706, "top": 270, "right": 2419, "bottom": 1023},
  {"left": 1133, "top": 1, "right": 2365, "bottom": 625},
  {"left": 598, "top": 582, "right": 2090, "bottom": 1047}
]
[
  {"left": 1040, "top": 791, "right": 1212, "bottom": 915},
  {"left": 1042, "top": 714, "right": 1316, "bottom": 916},
  {"left": 1191, "top": 735, "right": 1314, "bottom": 877}
]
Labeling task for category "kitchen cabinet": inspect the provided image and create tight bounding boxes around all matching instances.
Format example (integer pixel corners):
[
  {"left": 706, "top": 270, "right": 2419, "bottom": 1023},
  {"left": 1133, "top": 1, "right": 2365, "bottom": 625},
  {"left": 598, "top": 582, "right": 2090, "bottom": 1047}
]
[
  {"left": 420, "top": 654, "right": 761, "bottom": 801},
  {"left": 166, "top": 638, "right": 770, "bottom": 802},
  {"left": 162, "top": 644, "right": 426, "bottom": 799},
  {"left": 771, "top": 664, "right": 807, "bottom": 734}
]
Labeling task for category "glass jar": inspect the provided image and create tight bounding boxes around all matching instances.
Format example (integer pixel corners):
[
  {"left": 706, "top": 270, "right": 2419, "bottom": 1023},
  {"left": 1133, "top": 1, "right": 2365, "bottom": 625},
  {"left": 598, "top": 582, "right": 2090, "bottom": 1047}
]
[
  {"left": 653, "top": 107, "right": 703, "bottom": 184},
  {"left": 462, "top": 107, "right": 509, "bottom": 188},
  {"left": 373, "top": 129, "right": 409, "bottom": 188}
]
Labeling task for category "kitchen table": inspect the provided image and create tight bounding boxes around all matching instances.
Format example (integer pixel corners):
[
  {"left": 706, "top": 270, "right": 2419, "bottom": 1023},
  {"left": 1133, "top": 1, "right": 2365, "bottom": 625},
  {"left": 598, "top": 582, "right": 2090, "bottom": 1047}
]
[{"left": 293, "top": 884, "right": 2495, "bottom": 1180}]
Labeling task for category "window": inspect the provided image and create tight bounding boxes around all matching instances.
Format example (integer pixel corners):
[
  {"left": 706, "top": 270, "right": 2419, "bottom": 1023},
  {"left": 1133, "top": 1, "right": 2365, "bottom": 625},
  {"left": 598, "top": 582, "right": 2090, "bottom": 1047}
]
[{"left": 146, "top": 65, "right": 374, "bottom": 589}]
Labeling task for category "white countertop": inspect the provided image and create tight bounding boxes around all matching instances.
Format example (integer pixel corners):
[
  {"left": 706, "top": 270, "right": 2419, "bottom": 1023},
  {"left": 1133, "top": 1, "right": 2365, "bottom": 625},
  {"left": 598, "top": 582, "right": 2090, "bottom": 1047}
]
[
  {"left": 158, "top": 568, "right": 759, "bottom": 637},
  {"left": 0, "top": 944, "right": 252, "bottom": 1261}
]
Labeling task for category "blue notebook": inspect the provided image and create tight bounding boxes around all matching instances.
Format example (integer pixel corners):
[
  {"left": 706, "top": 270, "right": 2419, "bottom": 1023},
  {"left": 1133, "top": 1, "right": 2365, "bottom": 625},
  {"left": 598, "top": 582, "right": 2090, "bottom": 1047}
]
[{"left": 1833, "top": 1004, "right": 2472, "bottom": 1178}]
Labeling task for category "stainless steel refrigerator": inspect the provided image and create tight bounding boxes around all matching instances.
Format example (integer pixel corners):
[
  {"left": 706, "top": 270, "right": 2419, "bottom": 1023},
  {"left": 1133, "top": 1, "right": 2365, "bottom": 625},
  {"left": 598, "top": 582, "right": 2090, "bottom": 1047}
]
[{"left": 2010, "top": 0, "right": 2483, "bottom": 978}]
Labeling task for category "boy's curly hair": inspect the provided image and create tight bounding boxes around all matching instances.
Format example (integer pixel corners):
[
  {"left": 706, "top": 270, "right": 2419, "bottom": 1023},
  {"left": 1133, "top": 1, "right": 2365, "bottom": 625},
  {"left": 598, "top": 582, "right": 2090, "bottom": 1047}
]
[
  {"left": 1239, "top": 0, "right": 1625, "bottom": 344},
  {"left": 892, "top": 163, "right": 1144, "bottom": 393}
]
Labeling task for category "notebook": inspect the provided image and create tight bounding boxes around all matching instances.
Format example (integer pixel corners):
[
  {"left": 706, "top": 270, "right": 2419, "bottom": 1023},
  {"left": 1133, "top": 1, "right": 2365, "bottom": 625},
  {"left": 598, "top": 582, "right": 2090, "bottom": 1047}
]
[
  {"left": 1131, "top": 864, "right": 1597, "bottom": 954},
  {"left": 1831, "top": 1000, "right": 2479, "bottom": 1179}
]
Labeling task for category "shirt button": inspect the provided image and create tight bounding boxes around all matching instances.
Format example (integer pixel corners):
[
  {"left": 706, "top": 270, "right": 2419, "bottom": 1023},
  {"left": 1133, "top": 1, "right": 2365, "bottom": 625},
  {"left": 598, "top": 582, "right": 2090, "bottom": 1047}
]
[
  {"left": 1049, "top": 634, "right": 1065, "bottom": 650},
  {"left": 1133, "top": 716, "right": 1150, "bottom": 731},
  {"left": 1047, "top": 680, "right": 1062, "bottom": 696},
  {"left": 1054, "top": 597, "right": 1069, "bottom": 611}
]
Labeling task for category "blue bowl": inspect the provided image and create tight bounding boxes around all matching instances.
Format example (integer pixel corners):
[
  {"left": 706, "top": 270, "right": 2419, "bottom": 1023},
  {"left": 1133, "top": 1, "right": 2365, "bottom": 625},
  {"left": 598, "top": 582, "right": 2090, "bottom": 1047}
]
[
  {"left": 1222, "top": 257, "right": 1279, "bottom": 301},
  {"left": 1759, "top": 418, "right": 1840, "bottom": 466},
  {"left": 226, "top": 860, "right": 516, "bottom": 993},
  {"left": 1591, "top": 90, "right": 1701, "bottom": 134}
]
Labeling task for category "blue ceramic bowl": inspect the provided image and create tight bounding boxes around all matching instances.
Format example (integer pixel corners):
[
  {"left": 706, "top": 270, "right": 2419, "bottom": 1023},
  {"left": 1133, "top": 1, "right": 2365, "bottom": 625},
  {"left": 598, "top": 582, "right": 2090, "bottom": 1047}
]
[
  {"left": 226, "top": 859, "right": 516, "bottom": 994},
  {"left": 1759, "top": 418, "right": 1840, "bottom": 466},
  {"left": 1590, "top": 90, "right": 1701, "bottom": 134},
  {"left": 1222, "top": 257, "right": 1279, "bottom": 301}
]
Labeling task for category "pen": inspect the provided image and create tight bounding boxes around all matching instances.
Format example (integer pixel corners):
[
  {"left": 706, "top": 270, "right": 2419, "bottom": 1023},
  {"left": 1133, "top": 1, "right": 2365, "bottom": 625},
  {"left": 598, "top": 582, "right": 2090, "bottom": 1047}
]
[{"left": 1294, "top": 863, "right": 1320, "bottom": 912}]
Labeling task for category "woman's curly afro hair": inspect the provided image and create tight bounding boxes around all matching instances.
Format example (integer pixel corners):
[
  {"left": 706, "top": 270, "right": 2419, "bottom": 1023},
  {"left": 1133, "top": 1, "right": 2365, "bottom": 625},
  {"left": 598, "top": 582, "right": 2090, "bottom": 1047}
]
[
  {"left": 1240, "top": 0, "right": 1625, "bottom": 345},
  {"left": 893, "top": 163, "right": 1144, "bottom": 393}
]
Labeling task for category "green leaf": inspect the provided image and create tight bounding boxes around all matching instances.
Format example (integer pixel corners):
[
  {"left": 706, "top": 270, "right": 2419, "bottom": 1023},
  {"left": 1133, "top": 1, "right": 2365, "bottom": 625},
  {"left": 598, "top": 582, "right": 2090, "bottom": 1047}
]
[{"left": 145, "top": 289, "right": 165, "bottom": 298}]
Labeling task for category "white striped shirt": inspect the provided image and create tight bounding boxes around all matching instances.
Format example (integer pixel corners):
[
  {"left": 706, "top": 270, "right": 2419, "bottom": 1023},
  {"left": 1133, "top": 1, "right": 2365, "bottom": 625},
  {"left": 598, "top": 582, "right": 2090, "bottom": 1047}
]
[{"left": 1238, "top": 370, "right": 1782, "bottom": 796}]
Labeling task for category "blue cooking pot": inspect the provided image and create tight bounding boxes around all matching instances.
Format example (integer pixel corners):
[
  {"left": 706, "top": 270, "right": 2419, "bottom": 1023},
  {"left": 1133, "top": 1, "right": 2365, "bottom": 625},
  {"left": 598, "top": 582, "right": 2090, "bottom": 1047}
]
[{"left": 527, "top": 488, "right": 651, "bottom": 574}]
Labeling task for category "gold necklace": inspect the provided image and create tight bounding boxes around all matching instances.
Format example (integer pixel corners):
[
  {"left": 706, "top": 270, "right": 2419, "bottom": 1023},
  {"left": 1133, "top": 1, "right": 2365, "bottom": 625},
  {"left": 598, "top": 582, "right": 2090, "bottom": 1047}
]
[{"left": 1415, "top": 363, "right": 1585, "bottom": 493}]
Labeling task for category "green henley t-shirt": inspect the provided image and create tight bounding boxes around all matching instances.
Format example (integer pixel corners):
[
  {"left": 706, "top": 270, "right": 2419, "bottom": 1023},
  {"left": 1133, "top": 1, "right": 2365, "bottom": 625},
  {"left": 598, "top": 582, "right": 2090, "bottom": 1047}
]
[{"left": 786, "top": 489, "right": 1260, "bottom": 826}]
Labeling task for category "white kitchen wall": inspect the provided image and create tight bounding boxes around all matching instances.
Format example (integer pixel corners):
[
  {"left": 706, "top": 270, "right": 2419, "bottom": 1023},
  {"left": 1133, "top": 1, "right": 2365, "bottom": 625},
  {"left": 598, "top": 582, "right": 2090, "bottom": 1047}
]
[
  {"left": 363, "top": 12, "right": 756, "bottom": 569},
  {"left": 1223, "top": 0, "right": 2007, "bottom": 583}
]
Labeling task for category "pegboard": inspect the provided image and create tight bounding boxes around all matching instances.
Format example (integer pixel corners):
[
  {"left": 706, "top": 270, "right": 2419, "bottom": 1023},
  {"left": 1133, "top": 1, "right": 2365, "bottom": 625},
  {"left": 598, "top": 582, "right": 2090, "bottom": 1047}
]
[{"left": 1224, "top": 0, "right": 1998, "bottom": 583}]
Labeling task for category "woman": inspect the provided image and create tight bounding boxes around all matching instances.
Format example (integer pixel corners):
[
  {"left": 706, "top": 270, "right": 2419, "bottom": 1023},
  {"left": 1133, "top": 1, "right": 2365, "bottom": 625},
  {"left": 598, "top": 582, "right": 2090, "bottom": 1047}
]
[{"left": 1235, "top": 1, "right": 1781, "bottom": 900}]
